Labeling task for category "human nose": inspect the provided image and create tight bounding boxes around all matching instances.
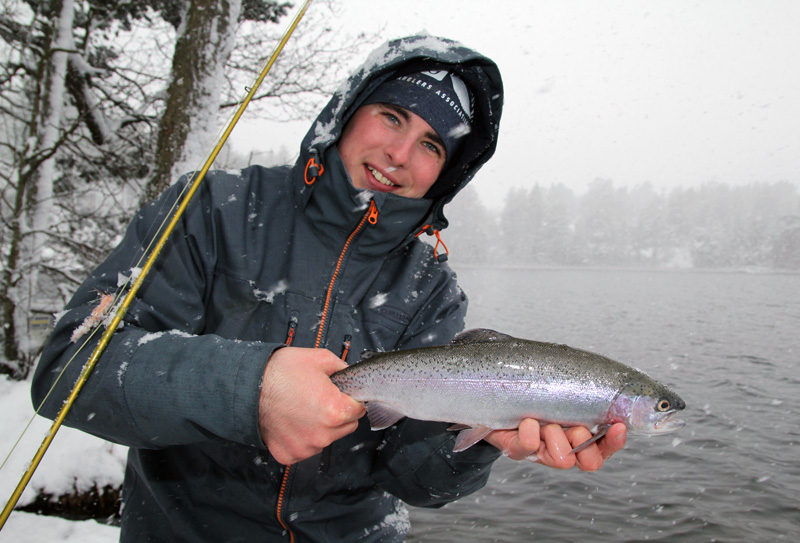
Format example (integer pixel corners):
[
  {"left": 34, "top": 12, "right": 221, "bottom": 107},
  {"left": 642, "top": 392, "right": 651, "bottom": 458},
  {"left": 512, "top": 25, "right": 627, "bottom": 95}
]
[{"left": 384, "top": 136, "right": 413, "bottom": 167}]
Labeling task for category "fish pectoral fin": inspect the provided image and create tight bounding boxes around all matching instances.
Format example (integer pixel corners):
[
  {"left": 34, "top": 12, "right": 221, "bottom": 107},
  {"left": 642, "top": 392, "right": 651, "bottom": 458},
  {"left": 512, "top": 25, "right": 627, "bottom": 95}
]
[
  {"left": 452, "top": 425, "right": 494, "bottom": 453},
  {"left": 569, "top": 424, "right": 610, "bottom": 454},
  {"left": 365, "top": 402, "right": 406, "bottom": 430}
]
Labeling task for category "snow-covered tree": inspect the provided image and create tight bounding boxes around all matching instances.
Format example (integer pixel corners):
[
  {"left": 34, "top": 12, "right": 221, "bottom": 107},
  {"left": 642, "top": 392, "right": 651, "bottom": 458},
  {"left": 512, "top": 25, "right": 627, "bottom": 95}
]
[{"left": 0, "top": 0, "right": 375, "bottom": 377}]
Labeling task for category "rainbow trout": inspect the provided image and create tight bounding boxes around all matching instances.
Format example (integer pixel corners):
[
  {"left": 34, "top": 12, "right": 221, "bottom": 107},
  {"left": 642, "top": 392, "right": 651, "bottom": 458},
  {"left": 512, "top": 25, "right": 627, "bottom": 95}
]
[{"left": 331, "top": 328, "right": 686, "bottom": 452}]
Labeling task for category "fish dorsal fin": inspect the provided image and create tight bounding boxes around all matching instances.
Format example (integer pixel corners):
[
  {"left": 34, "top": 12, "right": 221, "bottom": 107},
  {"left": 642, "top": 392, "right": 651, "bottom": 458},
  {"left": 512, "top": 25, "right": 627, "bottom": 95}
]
[{"left": 450, "top": 328, "right": 515, "bottom": 345}]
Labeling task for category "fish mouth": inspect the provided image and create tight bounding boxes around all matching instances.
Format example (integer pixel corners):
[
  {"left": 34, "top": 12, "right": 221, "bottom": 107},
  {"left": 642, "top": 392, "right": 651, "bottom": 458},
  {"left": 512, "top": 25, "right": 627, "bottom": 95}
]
[{"left": 652, "top": 411, "right": 686, "bottom": 433}]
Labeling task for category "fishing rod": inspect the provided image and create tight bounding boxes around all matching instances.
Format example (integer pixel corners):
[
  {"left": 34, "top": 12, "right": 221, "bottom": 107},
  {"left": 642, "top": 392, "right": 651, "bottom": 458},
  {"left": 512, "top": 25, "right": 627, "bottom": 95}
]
[{"left": 0, "top": 0, "right": 313, "bottom": 529}]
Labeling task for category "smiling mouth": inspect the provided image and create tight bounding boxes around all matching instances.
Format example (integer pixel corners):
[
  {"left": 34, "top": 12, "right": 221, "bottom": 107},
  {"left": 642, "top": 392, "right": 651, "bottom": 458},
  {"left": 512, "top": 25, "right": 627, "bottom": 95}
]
[{"left": 368, "top": 166, "right": 396, "bottom": 188}]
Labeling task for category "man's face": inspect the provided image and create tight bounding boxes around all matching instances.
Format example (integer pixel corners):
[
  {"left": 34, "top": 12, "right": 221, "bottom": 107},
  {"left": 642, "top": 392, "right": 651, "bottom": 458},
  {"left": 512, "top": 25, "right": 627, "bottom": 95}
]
[{"left": 337, "top": 104, "right": 446, "bottom": 199}]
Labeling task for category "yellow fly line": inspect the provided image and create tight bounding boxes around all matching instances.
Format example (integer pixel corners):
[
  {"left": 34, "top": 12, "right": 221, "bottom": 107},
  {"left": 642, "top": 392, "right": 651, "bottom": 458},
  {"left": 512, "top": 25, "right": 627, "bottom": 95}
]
[{"left": 0, "top": 0, "right": 314, "bottom": 529}]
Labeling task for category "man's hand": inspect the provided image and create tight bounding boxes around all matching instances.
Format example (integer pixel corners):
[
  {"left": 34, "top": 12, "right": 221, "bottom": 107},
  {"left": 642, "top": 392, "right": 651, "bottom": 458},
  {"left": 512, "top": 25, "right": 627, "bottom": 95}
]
[
  {"left": 258, "top": 347, "right": 365, "bottom": 465},
  {"left": 484, "top": 419, "right": 627, "bottom": 471}
]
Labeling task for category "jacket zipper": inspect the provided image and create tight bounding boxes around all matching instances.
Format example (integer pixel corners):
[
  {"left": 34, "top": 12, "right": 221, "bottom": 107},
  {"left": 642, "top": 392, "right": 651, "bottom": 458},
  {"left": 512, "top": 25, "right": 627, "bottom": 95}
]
[
  {"left": 274, "top": 200, "right": 378, "bottom": 541},
  {"left": 275, "top": 319, "right": 298, "bottom": 541},
  {"left": 315, "top": 199, "right": 378, "bottom": 348}
]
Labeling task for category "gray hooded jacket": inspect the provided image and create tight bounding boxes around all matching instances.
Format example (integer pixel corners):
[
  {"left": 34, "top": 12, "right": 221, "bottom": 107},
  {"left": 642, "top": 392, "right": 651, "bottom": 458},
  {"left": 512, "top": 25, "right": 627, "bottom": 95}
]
[{"left": 32, "top": 35, "right": 504, "bottom": 542}]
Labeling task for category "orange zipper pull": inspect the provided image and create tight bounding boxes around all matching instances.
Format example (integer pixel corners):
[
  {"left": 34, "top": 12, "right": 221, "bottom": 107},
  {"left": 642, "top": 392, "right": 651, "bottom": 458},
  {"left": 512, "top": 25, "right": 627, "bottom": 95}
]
[{"left": 367, "top": 200, "right": 379, "bottom": 225}]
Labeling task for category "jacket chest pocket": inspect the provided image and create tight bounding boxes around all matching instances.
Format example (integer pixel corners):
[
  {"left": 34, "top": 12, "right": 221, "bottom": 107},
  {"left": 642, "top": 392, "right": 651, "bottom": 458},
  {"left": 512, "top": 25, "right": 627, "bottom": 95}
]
[{"left": 356, "top": 302, "right": 412, "bottom": 354}]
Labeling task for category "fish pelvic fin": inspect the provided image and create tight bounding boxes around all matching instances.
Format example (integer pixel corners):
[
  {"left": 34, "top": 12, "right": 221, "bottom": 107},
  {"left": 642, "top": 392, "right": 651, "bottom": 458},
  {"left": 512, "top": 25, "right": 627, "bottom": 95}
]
[
  {"left": 450, "top": 424, "right": 494, "bottom": 452},
  {"left": 365, "top": 402, "right": 406, "bottom": 430},
  {"left": 451, "top": 328, "right": 515, "bottom": 345},
  {"left": 569, "top": 424, "right": 611, "bottom": 454}
]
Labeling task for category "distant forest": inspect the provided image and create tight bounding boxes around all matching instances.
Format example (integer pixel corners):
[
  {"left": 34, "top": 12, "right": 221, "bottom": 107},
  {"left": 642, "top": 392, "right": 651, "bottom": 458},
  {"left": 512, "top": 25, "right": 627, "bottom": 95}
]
[{"left": 444, "top": 180, "right": 800, "bottom": 270}]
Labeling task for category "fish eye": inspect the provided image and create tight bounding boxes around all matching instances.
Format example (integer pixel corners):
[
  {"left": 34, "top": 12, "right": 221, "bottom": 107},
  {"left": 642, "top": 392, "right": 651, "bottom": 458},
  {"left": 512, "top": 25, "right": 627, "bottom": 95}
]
[{"left": 657, "top": 399, "right": 671, "bottom": 412}]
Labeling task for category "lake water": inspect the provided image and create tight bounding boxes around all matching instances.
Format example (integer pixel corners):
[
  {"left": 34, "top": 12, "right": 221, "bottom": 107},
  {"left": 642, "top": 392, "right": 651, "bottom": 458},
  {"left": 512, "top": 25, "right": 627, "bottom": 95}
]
[{"left": 407, "top": 268, "right": 800, "bottom": 542}]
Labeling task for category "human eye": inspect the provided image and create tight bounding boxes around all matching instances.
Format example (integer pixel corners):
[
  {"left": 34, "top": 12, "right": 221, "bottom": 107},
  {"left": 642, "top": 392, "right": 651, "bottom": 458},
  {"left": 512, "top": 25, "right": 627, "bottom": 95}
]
[
  {"left": 382, "top": 111, "right": 401, "bottom": 125},
  {"left": 423, "top": 140, "right": 444, "bottom": 157}
]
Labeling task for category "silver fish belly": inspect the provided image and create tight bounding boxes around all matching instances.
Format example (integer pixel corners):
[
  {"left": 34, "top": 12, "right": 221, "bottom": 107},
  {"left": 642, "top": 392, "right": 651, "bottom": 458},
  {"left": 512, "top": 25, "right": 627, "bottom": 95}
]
[{"left": 330, "top": 328, "right": 686, "bottom": 452}]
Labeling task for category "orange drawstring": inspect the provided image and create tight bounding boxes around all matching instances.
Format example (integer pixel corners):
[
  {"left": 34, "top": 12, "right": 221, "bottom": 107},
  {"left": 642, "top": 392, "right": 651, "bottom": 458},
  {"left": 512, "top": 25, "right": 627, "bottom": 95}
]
[
  {"left": 341, "top": 335, "right": 352, "bottom": 361},
  {"left": 304, "top": 157, "right": 324, "bottom": 185},
  {"left": 415, "top": 225, "right": 449, "bottom": 262},
  {"left": 285, "top": 317, "right": 297, "bottom": 346}
]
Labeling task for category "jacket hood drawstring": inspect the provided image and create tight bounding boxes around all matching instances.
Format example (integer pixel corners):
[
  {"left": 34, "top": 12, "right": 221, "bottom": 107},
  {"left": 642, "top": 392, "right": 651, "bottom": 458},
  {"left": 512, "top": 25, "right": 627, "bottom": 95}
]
[
  {"left": 304, "top": 156, "right": 324, "bottom": 185},
  {"left": 416, "top": 225, "right": 450, "bottom": 262}
]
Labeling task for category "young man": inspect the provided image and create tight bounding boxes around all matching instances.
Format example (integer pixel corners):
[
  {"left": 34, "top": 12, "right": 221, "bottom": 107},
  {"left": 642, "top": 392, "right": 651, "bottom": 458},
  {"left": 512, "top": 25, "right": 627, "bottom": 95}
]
[{"left": 33, "top": 35, "right": 625, "bottom": 542}]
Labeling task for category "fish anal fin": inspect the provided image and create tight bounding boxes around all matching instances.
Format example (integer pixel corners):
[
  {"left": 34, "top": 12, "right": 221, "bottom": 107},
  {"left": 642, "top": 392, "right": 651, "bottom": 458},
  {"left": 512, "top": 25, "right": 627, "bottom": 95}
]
[
  {"left": 452, "top": 425, "right": 494, "bottom": 452},
  {"left": 365, "top": 402, "right": 406, "bottom": 430},
  {"left": 451, "top": 328, "right": 515, "bottom": 345},
  {"left": 570, "top": 424, "right": 610, "bottom": 454}
]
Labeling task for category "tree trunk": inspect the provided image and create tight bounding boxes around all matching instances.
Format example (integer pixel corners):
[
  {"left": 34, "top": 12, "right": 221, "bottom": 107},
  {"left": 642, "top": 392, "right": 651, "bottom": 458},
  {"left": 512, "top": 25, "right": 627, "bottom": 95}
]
[
  {"left": 144, "top": 0, "right": 243, "bottom": 203},
  {"left": 0, "top": 0, "right": 74, "bottom": 377}
]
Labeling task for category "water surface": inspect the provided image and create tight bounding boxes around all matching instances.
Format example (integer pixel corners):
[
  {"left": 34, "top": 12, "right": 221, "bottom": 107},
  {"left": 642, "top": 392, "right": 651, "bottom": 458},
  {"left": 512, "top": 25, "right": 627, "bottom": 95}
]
[{"left": 408, "top": 268, "right": 799, "bottom": 542}]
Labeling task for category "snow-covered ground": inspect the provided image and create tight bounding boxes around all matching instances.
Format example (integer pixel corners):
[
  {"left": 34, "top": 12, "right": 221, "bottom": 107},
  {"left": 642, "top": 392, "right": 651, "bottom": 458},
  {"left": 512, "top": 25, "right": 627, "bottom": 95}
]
[
  {"left": 1, "top": 511, "right": 119, "bottom": 541},
  {"left": 0, "top": 375, "right": 125, "bottom": 539}
]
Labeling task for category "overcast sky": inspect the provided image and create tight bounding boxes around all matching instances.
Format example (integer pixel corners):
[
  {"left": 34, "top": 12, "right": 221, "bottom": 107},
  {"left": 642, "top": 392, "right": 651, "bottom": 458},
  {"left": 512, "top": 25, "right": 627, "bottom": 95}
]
[{"left": 231, "top": 0, "right": 800, "bottom": 210}]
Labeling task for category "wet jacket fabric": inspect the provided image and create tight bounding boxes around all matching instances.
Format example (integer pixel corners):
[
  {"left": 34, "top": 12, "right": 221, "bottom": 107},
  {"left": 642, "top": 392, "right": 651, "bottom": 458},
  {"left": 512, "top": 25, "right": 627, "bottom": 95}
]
[{"left": 32, "top": 35, "right": 504, "bottom": 542}]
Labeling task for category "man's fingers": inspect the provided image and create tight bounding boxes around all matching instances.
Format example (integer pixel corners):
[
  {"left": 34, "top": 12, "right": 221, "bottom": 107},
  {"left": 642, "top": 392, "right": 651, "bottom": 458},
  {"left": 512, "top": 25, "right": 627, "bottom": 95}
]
[
  {"left": 516, "top": 418, "right": 540, "bottom": 451},
  {"left": 270, "top": 418, "right": 362, "bottom": 466},
  {"left": 539, "top": 424, "right": 578, "bottom": 469},
  {"left": 332, "top": 419, "right": 360, "bottom": 442},
  {"left": 567, "top": 424, "right": 628, "bottom": 471},
  {"left": 598, "top": 423, "right": 627, "bottom": 460},
  {"left": 338, "top": 395, "right": 366, "bottom": 424},
  {"left": 319, "top": 353, "right": 350, "bottom": 375},
  {"left": 565, "top": 426, "right": 603, "bottom": 472}
]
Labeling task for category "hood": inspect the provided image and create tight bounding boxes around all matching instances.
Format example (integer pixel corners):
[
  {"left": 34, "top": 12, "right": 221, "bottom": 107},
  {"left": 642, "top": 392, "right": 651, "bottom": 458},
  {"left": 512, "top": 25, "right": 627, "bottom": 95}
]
[{"left": 291, "top": 35, "right": 503, "bottom": 232}]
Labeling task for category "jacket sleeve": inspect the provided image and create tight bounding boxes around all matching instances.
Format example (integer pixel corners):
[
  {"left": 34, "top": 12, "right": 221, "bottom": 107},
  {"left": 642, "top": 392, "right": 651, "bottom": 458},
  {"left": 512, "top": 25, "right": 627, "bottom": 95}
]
[
  {"left": 31, "top": 177, "right": 279, "bottom": 450},
  {"left": 373, "top": 265, "right": 503, "bottom": 507}
]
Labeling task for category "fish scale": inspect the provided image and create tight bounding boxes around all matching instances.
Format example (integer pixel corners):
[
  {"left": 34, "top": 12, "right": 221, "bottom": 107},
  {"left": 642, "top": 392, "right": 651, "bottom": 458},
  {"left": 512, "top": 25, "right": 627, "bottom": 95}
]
[{"left": 331, "top": 328, "right": 685, "bottom": 453}]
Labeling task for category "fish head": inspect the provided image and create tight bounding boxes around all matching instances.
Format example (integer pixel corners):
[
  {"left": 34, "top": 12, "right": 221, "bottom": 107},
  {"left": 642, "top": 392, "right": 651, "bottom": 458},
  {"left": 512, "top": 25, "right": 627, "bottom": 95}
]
[{"left": 610, "top": 379, "right": 686, "bottom": 435}]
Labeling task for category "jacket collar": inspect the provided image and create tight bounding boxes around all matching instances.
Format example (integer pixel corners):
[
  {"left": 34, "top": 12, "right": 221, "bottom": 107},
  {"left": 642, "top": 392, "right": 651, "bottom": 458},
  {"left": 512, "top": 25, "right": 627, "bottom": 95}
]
[{"left": 293, "top": 146, "right": 433, "bottom": 257}]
